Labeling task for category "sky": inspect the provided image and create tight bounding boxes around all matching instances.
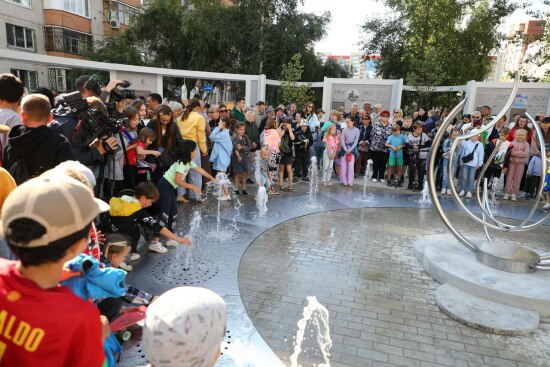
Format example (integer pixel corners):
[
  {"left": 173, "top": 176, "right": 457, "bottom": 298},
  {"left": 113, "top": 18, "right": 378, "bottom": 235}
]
[{"left": 299, "top": 0, "right": 548, "bottom": 55}]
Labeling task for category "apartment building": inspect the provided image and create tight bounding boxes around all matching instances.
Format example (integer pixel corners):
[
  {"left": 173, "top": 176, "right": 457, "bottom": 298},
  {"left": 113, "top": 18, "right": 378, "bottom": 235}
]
[{"left": 0, "top": 0, "right": 141, "bottom": 91}]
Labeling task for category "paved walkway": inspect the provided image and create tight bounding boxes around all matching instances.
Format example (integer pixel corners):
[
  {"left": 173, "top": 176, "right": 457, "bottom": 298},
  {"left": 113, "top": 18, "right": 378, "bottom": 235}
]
[{"left": 238, "top": 208, "right": 550, "bottom": 367}]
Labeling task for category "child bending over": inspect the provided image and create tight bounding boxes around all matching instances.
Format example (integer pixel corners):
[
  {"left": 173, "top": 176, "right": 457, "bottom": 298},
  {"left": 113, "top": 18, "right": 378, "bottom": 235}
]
[{"left": 255, "top": 146, "right": 277, "bottom": 195}]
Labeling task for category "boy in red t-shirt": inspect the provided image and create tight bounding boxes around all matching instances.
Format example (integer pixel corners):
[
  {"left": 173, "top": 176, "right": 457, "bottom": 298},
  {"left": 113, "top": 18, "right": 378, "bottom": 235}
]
[{"left": 0, "top": 175, "right": 110, "bottom": 367}]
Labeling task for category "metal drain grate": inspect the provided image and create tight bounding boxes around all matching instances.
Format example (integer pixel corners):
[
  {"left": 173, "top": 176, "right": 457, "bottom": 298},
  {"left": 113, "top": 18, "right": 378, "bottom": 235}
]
[
  {"left": 119, "top": 335, "right": 148, "bottom": 366},
  {"left": 220, "top": 329, "right": 232, "bottom": 356},
  {"left": 151, "top": 258, "right": 219, "bottom": 286}
]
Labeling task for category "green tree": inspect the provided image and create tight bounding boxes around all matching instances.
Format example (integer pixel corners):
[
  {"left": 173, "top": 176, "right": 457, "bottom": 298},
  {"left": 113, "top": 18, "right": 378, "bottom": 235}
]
[
  {"left": 90, "top": 0, "right": 349, "bottom": 83},
  {"left": 361, "top": 0, "right": 517, "bottom": 109},
  {"left": 280, "top": 53, "right": 314, "bottom": 107}
]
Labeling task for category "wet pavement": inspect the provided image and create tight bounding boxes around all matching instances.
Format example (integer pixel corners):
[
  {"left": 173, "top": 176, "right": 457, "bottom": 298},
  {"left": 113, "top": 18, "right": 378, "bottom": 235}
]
[{"left": 119, "top": 178, "right": 550, "bottom": 367}]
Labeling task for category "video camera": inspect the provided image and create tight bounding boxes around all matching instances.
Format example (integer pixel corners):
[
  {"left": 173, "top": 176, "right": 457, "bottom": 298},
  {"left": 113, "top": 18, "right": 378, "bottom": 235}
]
[
  {"left": 63, "top": 91, "right": 127, "bottom": 154},
  {"left": 110, "top": 80, "right": 136, "bottom": 102}
]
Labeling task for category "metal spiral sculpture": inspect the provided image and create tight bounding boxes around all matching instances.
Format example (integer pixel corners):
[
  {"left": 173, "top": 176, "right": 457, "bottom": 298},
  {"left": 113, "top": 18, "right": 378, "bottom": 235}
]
[{"left": 428, "top": 73, "right": 550, "bottom": 273}]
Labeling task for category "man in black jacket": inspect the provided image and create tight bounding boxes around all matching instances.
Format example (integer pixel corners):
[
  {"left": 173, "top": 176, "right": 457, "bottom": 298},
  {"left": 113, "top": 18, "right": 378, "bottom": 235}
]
[{"left": 3, "top": 94, "right": 74, "bottom": 184}]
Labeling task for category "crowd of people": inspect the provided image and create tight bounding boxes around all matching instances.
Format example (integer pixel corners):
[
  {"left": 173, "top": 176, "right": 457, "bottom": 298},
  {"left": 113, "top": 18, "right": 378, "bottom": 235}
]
[{"left": 0, "top": 72, "right": 549, "bottom": 366}]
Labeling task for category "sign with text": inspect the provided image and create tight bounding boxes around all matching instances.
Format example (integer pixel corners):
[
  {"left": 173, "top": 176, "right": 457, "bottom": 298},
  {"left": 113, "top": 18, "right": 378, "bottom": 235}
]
[
  {"left": 473, "top": 87, "right": 550, "bottom": 117},
  {"left": 330, "top": 84, "right": 393, "bottom": 112}
]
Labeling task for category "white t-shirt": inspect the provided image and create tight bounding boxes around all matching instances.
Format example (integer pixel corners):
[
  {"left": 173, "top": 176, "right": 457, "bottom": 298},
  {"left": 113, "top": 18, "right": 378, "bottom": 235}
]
[{"left": 0, "top": 108, "right": 22, "bottom": 148}]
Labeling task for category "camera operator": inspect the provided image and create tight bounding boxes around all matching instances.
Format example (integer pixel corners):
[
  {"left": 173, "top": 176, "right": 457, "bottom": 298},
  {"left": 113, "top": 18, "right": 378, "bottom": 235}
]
[{"left": 50, "top": 97, "right": 118, "bottom": 179}]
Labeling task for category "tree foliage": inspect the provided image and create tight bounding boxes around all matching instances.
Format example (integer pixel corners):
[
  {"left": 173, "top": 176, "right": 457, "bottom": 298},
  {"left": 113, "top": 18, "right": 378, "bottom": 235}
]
[
  {"left": 280, "top": 53, "right": 314, "bottom": 107},
  {"left": 360, "top": 0, "right": 518, "bottom": 109},
  {"left": 90, "top": 0, "right": 349, "bottom": 83}
]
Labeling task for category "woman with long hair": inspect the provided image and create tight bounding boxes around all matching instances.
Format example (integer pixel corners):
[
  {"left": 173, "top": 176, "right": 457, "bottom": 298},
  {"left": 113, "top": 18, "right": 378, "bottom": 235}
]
[{"left": 176, "top": 98, "right": 208, "bottom": 202}]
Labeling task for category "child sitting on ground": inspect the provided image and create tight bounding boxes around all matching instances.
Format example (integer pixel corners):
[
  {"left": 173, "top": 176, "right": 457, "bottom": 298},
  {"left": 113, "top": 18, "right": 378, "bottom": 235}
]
[
  {"left": 0, "top": 175, "right": 109, "bottom": 366},
  {"left": 209, "top": 117, "right": 232, "bottom": 200},
  {"left": 96, "top": 233, "right": 157, "bottom": 321},
  {"left": 503, "top": 129, "right": 530, "bottom": 201},
  {"left": 100, "top": 181, "right": 192, "bottom": 256},
  {"left": 156, "top": 139, "right": 217, "bottom": 243},
  {"left": 143, "top": 287, "right": 227, "bottom": 367},
  {"left": 232, "top": 122, "right": 251, "bottom": 195},
  {"left": 255, "top": 146, "right": 277, "bottom": 195},
  {"left": 385, "top": 124, "right": 406, "bottom": 187}
]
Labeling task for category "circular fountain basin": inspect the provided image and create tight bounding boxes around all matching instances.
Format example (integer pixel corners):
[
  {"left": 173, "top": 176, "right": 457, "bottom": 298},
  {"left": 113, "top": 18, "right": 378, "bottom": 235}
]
[{"left": 476, "top": 242, "right": 541, "bottom": 274}]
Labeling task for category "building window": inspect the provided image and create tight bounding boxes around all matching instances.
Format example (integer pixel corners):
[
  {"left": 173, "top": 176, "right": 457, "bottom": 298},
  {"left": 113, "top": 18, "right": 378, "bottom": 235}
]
[
  {"left": 4, "top": 0, "right": 31, "bottom": 7},
  {"left": 11, "top": 69, "right": 38, "bottom": 91},
  {"left": 104, "top": 1, "right": 140, "bottom": 26},
  {"left": 44, "top": 0, "right": 89, "bottom": 17},
  {"left": 6, "top": 24, "right": 35, "bottom": 51},
  {"left": 45, "top": 26, "right": 92, "bottom": 55},
  {"left": 48, "top": 68, "right": 68, "bottom": 92}
]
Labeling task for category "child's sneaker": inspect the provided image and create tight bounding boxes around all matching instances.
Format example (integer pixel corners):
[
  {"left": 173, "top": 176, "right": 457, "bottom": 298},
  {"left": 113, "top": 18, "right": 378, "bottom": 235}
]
[
  {"left": 459, "top": 190, "right": 465, "bottom": 197},
  {"left": 393, "top": 179, "right": 398, "bottom": 188},
  {"left": 149, "top": 241, "right": 168, "bottom": 253},
  {"left": 242, "top": 190, "right": 249, "bottom": 196},
  {"left": 503, "top": 193, "right": 509, "bottom": 200},
  {"left": 446, "top": 189, "right": 452, "bottom": 195},
  {"left": 441, "top": 189, "right": 446, "bottom": 195},
  {"left": 218, "top": 194, "right": 231, "bottom": 201},
  {"left": 302, "top": 177, "right": 310, "bottom": 182},
  {"left": 166, "top": 240, "right": 179, "bottom": 247},
  {"left": 235, "top": 190, "right": 241, "bottom": 195},
  {"left": 371, "top": 178, "right": 377, "bottom": 183},
  {"left": 380, "top": 179, "right": 386, "bottom": 183},
  {"left": 128, "top": 253, "right": 140, "bottom": 261},
  {"left": 511, "top": 194, "right": 517, "bottom": 202},
  {"left": 386, "top": 180, "right": 392, "bottom": 187},
  {"left": 543, "top": 203, "right": 550, "bottom": 210},
  {"left": 466, "top": 191, "right": 472, "bottom": 198},
  {"left": 119, "top": 262, "right": 133, "bottom": 272}
]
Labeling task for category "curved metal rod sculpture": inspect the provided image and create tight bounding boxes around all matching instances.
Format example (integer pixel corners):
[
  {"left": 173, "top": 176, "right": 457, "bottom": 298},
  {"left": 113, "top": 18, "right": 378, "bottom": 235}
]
[{"left": 428, "top": 72, "right": 550, "bottom": 272}]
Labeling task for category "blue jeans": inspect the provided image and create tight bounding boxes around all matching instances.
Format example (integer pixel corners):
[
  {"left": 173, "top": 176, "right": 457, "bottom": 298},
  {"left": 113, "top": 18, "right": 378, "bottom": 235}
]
[
  {"left": 441, "top": 158, "right": 458, "bottom": 190},
  {"left": 461, "top": 165, "right": 477, "bottom": 193},
  {"left": 257, "top": 171, "right": 270, "bottom": 193}
]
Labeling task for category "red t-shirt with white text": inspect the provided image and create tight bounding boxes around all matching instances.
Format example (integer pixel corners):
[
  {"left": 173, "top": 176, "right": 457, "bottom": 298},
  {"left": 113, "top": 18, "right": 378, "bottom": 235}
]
[{"left": 0, "top": 259, "right": 105, "bottom": 367}]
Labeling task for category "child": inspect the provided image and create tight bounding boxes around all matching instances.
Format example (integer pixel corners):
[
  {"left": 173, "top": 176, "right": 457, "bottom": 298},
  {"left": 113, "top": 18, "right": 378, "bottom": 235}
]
[
  {"left": 527, "top": 154, "right": 542, "bottom": 198},
  {"left": 255, "top": 146, "right": 277, "bottom": 194},
  {"left": 294, "top": 121, "right": 313, "bottom": 181},
  {"left": 121, "top": 105, "right": 140, "bottom": 188},
  {"left": 322, "top": 124, "right": 338, "bottom": 186},
  {"left": 406, "top": 122, "right": 431, "bottom": 190},
  {"left": 400, "top": 116, "right": 414, "bottom": 184},
  {"left": 96, "top": 234, "right": 156, "bottom": 321},
  {"left": 209, "top": 117, "right": 232, "bottom": 200},
  {"left": 441, "top": 128, "right": 463, "bottom": 195},
  {"left": 158, "top": 139, "right": 217, "bottom": 231},
  {"left": 278, "top": 118, "right": 296, "bottom": 191},
  {"left": 459, "top": 129, "right": 484, "bottom": 198},
  {"left": 232, "top": 122, "right": 251, "bottom": 195},
  {"left": 385, "top": 124, "right": 406, "bottom": 187},
  {"left": 503, "top": 129, "right": 530, "bottom": 201},
  {"left": 339, "top": 116, "right": 360, "bottom": 186},
  {"left": 0, "top": 176, "right": 109, "bottom": 366},
  {"left": 483, "top": 127, "right": 510, "bottom": 192},
  {"left": 101, "top": 181, "right": 193, "bottom": 256},
  {"left": 136, "top": 127, "right": 161, "bottom": 184},
  {"left": 143, "top": 287, "right": 227, "bottom": 367}
]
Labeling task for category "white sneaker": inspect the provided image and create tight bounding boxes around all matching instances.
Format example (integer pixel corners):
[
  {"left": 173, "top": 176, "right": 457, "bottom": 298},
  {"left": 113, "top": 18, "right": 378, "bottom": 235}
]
[
  {"left": 371, "top": 178, "right": 377, "bottom": 183},
  {"left": 119, "top": 261, "right": 133, "bottom": 272},
  {"left": 466, "top": 191, "right": 472, "bottom": 198},
  {"left": 380, "top": 179, "right": 386, "bottom": 183},
  {"left": 503, "top": 194, "right": 509, "bottom": 200},
  {"left": 446, "top": 189, "right": 452, "bottom": 195},
  {"left": 543, "top": 203, "right": 550, "bottom": 210},
  {"left": 511, "top": 194, "right": 517, "bottom": 202},
  {"left": 458, "top": 190, "right": 465, "bottom": 197},
  {"left": 149, "top": 241, "right": 168, "bottom": 253},
  {"left": 127, "top": 253, "right": 140, "bottom": 261},
  {"left": 218, "top": 194, "right": 231, "bottom": 201},
  {"left": 165, "top": 240, "right": 178, "bottom": 247},
  {"left": 441, "top": 189, "right": 446, "bottom": 195}
]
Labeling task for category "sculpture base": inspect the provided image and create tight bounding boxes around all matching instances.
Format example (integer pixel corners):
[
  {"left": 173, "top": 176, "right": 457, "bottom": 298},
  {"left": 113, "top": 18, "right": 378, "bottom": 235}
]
[{"left": 476, "top": 241, "right": 540, "bottom": 274}]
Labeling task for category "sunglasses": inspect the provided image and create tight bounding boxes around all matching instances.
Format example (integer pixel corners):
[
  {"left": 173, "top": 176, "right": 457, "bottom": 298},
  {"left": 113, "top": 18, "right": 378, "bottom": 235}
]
[
  {"left": 362, "top": 118, "right": 370, "bottom": 120},
  {"left": 220, "top": 109, "right": 228, "bottom": 112},
  {"left": 394, "top": 111, "right": 400, "bottom": 114}
]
